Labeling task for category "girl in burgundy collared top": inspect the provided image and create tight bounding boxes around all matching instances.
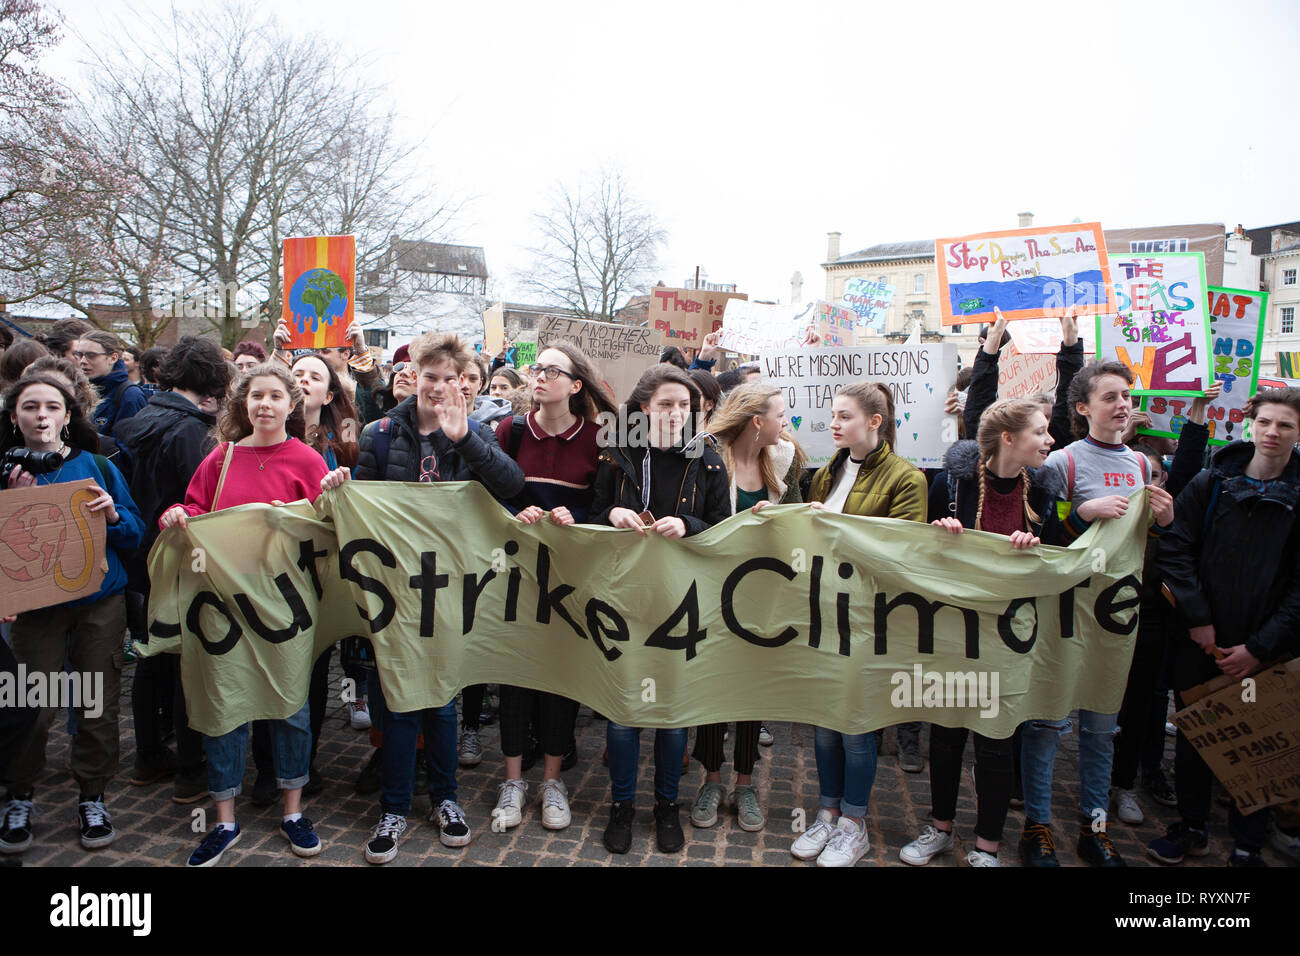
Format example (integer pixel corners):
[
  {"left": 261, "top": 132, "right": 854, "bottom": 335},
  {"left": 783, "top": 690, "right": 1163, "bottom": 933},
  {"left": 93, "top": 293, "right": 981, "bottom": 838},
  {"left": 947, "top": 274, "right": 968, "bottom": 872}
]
[{"left": 488, "top": 342, "right": 618, "bottom": 834}]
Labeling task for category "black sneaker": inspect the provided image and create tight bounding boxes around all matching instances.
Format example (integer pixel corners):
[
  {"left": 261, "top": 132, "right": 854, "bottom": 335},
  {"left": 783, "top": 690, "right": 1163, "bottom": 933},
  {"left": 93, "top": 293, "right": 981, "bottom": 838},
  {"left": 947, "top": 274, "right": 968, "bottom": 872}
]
[
  {"left": 1077, "top": 829, "right": 1126, "bottom": 867},
  {"left": 130, "top": 748, "right": 177, "bottom": 786},
  {"left": 250, "top": 773, "right": 277, "bottom": 807},
  {"left": 1227, "top": 848, "right": 1267, "bottom": 867},
  {"left": 603, "top": 801, "right": 635, "bottom": 854},
  {"left": 1147, "top": 821, "right": 1209, "bottom": 864},
  {"left": 355, "top": 748, "right": 383, "bottom": 795},
  {"left": 0, "top": 799, "right": 35, "bottom": 854},
  {"left": 430, "top": 799, "right": 471, "bottom": 848},
  {"left": 1018, "top": 822, "right": 1060, "bottom": 867},
  {"left": 77, "top": 798, "right": 115, "bottom": 850},
  {"left": 172, "top": 771, "right": 209, "bottom": 805},
  {"left": 1143, "top": 768, "right": 1177, "bottom": 808},
  {"left": 898, "top": 745, "right": 924, "bottom": 774},
  {"left": 653, "top": 799, "right": 685, "bottom": 853},
  {"left": 364, "top": 812, "right": 407, "bottom": 865}
]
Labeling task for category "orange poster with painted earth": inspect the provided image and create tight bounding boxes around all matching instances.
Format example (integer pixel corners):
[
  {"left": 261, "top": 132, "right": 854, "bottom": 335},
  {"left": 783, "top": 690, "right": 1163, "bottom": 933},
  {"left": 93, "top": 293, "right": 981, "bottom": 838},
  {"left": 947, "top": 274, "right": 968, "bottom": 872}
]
[{"left": 282, "top": 235, "right": 355, "bottom": 348}]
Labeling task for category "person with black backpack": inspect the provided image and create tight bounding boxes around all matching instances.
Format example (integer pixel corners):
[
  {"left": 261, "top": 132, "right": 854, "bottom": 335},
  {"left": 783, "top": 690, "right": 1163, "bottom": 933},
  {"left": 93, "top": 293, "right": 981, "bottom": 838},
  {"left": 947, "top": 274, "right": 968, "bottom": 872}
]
[
  {"left": 348, "top": 332, "right": 525, "bottom": 864},
  {"left": 487, "top": 342, "right": 618, "bottom": 834}
]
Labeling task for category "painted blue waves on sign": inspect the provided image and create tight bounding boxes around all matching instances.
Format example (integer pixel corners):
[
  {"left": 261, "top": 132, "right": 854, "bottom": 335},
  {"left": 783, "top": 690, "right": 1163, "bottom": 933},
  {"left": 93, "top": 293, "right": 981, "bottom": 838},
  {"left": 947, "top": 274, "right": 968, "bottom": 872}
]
[{"left": 947, "top": 270, "right": 1107, "bottom": 317}]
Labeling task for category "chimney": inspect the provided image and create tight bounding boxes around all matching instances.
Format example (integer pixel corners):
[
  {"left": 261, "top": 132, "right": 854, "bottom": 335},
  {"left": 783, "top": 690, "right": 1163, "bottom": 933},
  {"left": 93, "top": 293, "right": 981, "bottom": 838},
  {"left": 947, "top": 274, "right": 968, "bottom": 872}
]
[
  {"left": 1017, "top": 211, "right": 1034, "bottom": 228},
  {"left": 827, "top": 231, "right": 841, "bottom": 261}
]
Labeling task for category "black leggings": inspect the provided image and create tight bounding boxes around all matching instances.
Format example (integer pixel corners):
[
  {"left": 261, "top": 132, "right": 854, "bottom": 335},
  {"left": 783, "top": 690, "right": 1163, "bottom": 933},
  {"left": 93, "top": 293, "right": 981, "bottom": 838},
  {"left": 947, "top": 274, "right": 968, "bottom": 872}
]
[
  {"left": 929, "top": 724, "right": 1013, "bottom": 844},
  {"left": 498, "top": 685, "right": 578, "bottom": 758},
  {"left": 1112, "top": 600, "right": 1168, "bottom": 790},
  {"left": 692, "top": 723, "right": 760, "bottom": 775},
  {"left": 462, "top": 684, "right": 486, "bottom": 731}
]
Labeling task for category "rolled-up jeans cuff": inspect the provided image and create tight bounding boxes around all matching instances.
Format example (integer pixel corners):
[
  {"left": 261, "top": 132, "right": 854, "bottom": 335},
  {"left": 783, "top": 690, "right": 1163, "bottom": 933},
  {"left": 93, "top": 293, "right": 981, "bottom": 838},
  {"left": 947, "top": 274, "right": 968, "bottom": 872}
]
[
  {"left": 819, "top": 794, "right": 841, "bottom": 810},
  {"left": 211, "top": 785, "right": 241, "bottom": 801},
  {"left": 839, "top": 799, "right": 868, "bottom": 818},
  {"left": 278, "top": 773, "right": 310, "bottom": 791}
]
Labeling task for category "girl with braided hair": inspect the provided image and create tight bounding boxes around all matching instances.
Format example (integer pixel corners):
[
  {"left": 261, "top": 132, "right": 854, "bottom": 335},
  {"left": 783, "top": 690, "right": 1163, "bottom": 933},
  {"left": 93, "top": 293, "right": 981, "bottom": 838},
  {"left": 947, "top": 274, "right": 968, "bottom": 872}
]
[{"left": 898, "top": 399, "right": 1071, "bottom": 868}]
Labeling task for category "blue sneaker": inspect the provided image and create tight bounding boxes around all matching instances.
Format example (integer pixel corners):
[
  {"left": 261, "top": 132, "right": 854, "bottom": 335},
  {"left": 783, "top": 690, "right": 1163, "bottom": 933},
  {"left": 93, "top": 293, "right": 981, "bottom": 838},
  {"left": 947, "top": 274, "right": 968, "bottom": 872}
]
[
  {"left": 280, "top": 816, "right": 322, "bottom": 857},
  {"left": 187, "top": 825, "right": 241, "bottom": 867}
]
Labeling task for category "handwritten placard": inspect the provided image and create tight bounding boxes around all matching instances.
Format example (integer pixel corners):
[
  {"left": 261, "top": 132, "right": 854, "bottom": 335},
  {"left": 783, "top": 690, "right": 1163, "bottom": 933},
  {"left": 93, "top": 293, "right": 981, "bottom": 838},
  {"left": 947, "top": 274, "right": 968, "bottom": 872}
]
[
  {"left": 1005, "top": 318, "right": 1063, "bottom": 355},
  {"left": 0, "top": 479, "right": 107, "bottom": 617},
  {"left": 935, "top": 222, "right": 1113, "bottom": 326},
  {"left": 1140, "top": 287, "right": 1268, "bottom": 445},
  {"left": 997, "top": 350, "right": 1059, "bottom": 401},
  {"left": 759, "top": 344, "right": 958, "bottom": 469},
  {"left": 814, "top": 301, "right": 858, "bottom": 347},
  {"left": 719, "top": 300, "right": 813, "bottom": 355},
  {"left": 1097, "top": 252, "right": 1211, "bottom": 396},
  {"left": 841, "top": 277, "right": 895, "bottom": 333},
  {"left": 648, "top": 288, "right": 746, "bottom": 346},
  {"left": 534, "top": 314, "right": 660, "bottom": 403}
]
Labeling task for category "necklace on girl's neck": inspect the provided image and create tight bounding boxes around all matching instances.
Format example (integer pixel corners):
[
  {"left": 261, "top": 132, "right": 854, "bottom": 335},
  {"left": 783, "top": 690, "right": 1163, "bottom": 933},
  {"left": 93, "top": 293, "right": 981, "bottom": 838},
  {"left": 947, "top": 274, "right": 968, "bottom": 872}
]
[{"left": 250, "top": 439, "right": 288, "bottom": 471}]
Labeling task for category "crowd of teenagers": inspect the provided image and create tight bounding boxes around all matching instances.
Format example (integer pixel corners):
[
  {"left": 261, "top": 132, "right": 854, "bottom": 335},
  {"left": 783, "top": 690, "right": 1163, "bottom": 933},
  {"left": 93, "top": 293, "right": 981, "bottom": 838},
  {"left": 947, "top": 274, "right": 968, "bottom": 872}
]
[{"left": 0, "top": 310, "right": 1297, "bottom": 869}]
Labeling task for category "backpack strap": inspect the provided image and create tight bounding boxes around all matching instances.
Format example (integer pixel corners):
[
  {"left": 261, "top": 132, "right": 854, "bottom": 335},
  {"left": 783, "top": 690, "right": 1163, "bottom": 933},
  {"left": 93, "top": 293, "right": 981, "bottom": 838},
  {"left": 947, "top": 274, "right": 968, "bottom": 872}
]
[
  {"left": 373, "top": 418, "right": 393, "bottom": 475},
  {"left": 1132, "top": 447, "right": 1151, "bottom": 485},
  {"left": 92, "top": 453, "right": 113, "bottom": 488},
  {"left": 508, "top": 415, "right": 526, "bottom": 460},
  {"left": 1065, "top": 448, "right": 1076, "bottom": 503}
]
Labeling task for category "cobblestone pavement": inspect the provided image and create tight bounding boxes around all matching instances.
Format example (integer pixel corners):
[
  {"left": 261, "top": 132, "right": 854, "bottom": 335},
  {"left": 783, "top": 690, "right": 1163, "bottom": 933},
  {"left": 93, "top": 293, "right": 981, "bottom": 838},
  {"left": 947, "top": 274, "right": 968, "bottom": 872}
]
[{"left": 5, "top": 656, "right": 1284, "bottom": 868}]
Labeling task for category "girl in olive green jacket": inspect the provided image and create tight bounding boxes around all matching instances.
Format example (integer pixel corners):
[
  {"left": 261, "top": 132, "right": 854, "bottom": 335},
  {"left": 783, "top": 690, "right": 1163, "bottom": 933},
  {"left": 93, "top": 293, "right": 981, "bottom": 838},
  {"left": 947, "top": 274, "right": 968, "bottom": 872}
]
[{"left": 790, "top": 382, "right": 927, "bottom": 867}]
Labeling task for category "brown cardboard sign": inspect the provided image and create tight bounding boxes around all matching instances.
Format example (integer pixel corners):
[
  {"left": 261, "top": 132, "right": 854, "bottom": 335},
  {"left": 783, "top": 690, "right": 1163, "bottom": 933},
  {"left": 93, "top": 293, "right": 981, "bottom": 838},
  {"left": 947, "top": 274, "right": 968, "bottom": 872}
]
[
  {"left": 648, "top": 288, "right": 746, "bottom": 346},
  {"left": 534, "top": 314, "right": 662, "bottom": 404},
  {"left": 0, "top": 479, "right": 107, "bottom": 617},
  {"left": 1173, "top": 658, "right": 1300, "bottom": 814}
]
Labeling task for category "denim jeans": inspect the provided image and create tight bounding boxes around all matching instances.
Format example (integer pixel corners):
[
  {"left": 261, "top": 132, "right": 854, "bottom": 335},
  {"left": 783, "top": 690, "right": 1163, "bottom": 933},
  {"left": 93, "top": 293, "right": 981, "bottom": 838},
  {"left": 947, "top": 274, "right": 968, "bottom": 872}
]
[
  {"left": 813, "top": 726, "right": 878, "bottom": 817},
  {"left": 372, "top": 676, "right": 457, "bottom": 816},
  {"left": 205, "top": 701, "right": 311, "bottom": 801},
  {"left": 606, "top": 722, "right": 687, "bottom": 804},
  {"left": 1020, "top": 709, "right": 1117, "bottom": 825}
]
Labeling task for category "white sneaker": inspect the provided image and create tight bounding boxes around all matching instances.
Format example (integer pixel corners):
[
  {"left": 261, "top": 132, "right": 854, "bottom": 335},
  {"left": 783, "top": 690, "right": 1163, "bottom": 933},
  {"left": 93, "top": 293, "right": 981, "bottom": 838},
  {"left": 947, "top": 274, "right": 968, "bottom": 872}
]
[
  {"left": 492, "top": 779, "right": 528, "bottom": 829},
  {"left": 816, "top": 817, "right": 870, "bottom": 867},
  {"left": 899, "top": 824, "right": 955, "bottom": 865},
  {"left": 790, "top": 808, "right": 836, "bottom": 860},
  {"left": 458, "top": 729, "right": 483, "bottom": 767},
  {"left": 348, "top": 700, "right": 372, "bottom": 730},
  {"left": 965, "top": 848, "right": 1000, "bottom": 867},
  {"left": 1113, "top": 788, "right": 1144, "bottom": 825},
  {"left": 758, "top": 724, "right": 775, "bottom": 746},
  {"left": 538, "top": 778, "right": 571, "bottom": 830}
]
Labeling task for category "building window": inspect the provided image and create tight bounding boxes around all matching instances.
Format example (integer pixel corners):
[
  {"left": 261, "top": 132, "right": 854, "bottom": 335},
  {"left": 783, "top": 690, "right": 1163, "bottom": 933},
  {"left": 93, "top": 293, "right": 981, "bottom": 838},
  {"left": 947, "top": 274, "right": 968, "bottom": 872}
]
[
  {"left": 1284, "top": 268, "right": 1297, "bottom": 287},
  {"left": 1283, "top": 307, "right": 1295, "bottom": 334},
  {"left": 914, "top": 273, "right": 925, "bottom": 293},
  {"left": 951, "top": 325, "right": 962, "bottom": 334},
  {"left": 364, "top": 328, "right": 389, "bottom": 349}
]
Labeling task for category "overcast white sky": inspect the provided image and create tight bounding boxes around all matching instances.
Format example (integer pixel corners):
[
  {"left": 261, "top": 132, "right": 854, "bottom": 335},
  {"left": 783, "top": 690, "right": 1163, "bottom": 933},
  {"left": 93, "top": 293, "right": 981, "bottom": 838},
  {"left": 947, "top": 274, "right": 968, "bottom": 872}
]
[{"left": 42, "top": 0, "right": 1300, "bottom": 307}]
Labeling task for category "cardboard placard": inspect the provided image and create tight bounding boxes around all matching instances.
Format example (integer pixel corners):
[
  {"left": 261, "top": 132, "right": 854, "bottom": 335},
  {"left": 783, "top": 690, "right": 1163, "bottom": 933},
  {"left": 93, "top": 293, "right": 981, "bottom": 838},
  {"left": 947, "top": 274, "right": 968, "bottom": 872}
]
[
  {"left": 533, "top": 315, "right": 660, "bottom": 404},
  {"left": 282, "top": 235, "right": 355, "bottom": 349},
  {"left": 997, "top": 349, "right": 1058, "bottom": 401},
  {"left": 648, "top": 288, "right": 747, "bottom": 346},
  {"left": 1140, "top": 287, "right": 1268, "bottom": 445},
  {"left": 813, "top": 301, "right": 858, "bottom": 347},
  {"left": 1005, "top": 318, "right": 1063, "bottom": 355},
  {"left": 1173, "top": 659, "right": 1300, "bottom": 814},
  {"left": 0, "top": 479, "right": 107, "bottom": 617},
  {"left": 841, "top": 277, "right": 895, "bottom": 333},
  {"left": 1278, "top": 352, "right": 1300, "bottom": 378},
  {"left": 759, "top": 343, "right": 958, "bottom": 468},
  {"left": 935, "top": 222, "right": 1113, "bottom": 325},
  {"left": 1096, "top": 252, "right": 1211, "bottom": 396},
  {"left": 482, "top": 302, "right": 505, "bottom": 356}
]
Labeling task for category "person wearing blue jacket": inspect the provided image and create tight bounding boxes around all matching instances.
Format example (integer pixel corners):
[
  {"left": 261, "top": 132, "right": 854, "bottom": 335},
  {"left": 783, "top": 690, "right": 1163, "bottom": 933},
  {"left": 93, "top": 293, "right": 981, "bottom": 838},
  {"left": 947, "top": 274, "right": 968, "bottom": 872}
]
[
  {"left": 74, "top": 330, "right": 148, "bottom": 441},
  {"left": 0, "top": 371, "right": 145, "bottom": 856}
]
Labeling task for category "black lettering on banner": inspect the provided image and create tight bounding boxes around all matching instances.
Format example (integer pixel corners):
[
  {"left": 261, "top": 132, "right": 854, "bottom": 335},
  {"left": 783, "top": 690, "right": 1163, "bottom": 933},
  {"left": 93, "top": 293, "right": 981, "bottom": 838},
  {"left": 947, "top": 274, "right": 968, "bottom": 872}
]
[
  {"left": 187, "top": 591, "right": 242, "bottom": 655},
  {"left": 1094, "top": 574, "right": 1141, "bottom": 635},
  {"left": 339, "top": 538, "right": 396, "bottom": 633},
  {"left": 462, "top": 569, "right": 496, "bottom": 635},
  {"left": 645, "top": 581, "right": 707, "bottom": 660},
  {"left": 873, "top": 592, "right": 979, "bottom": 657},
  {"left": 807, "top": 555, "right": 823, "bottom": 649},
  {"left": 721, "top": 557, "right": 798, "bottom": 648},
  {"left": 585, "top": 599, "right": 629, "bottom": 661},
  {"left": 504, "top": 539, "right": 521, "bottom": 623},
  {"left": 1057, "top": 577, "right": 1091, "bottom": 639},
  {"left": 148, "top": 619, "right": 181, "bottom": 639},
  {"left": 534, "top": 543, "right": 587, "bottom": 640},
  {"left": 232, "top": 573, "right": 313, "bottom": 644},
  {"left": 409, "top": 551, "right": 450, "bottom": 638},
  {"left": 996, "top": 597, "right": 1039, "bottom": 653},
  {"left": 836, "top": 562, "right": 854, "bottom": 657},
  {"left": 297, "top": 538, "right": 328, "bottom": 599}
]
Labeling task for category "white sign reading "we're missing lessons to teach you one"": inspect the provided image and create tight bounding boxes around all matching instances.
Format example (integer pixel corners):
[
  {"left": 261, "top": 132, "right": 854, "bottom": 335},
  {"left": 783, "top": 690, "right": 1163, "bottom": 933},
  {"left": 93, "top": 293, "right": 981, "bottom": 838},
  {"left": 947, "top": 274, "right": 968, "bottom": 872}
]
[{"left": 760, "top": 344, "right": 958, "bottom": 469}]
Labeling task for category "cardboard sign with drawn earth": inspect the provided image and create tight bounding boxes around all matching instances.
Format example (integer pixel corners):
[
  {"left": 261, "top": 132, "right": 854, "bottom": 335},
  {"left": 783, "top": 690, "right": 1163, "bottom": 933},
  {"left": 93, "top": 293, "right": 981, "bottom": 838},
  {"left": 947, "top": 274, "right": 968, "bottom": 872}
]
[{"left": 0, "top": 479, "right": 107, "bottom": 617}]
